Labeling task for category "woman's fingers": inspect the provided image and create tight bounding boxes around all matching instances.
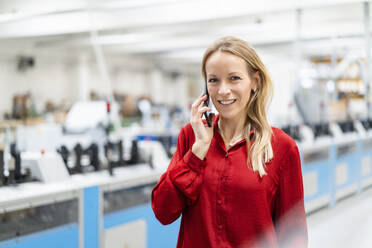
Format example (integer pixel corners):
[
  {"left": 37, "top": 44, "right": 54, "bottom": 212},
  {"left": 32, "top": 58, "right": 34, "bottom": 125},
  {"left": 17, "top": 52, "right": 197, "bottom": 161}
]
[
  {"left": 191, "top": 94, "right": 207, "bottom": 115},
  {"left": 191, "top": 94, "right": 207, "bottom": 111},
  {"left": 190, "top": 94, "right": 214, "bottom": 146},
  {"left": 197, "top": 106, "right": 211, "bottom": 117}
]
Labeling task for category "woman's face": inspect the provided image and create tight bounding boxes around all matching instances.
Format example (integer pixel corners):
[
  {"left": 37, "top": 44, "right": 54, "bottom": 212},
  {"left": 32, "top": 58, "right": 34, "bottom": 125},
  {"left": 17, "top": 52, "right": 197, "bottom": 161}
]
[{"left": 205, "top": 51, "right": 257, "bottom": 121}]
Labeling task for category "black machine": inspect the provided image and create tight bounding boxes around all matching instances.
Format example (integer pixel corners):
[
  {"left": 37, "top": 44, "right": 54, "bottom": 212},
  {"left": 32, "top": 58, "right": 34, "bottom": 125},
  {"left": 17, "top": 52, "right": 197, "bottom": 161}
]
[
  {"left": 337, "top": 120, "right": 356, "bottom": 133},
  {"left": 74, "top": 143, "right": 100, "bottom": 173},
  {"left": 157, "top": 135, "right": 175, "bottom": 158},
  {"left": 56, "top": 138, "right": 154, "bottom": 176},
  {"left": 57, "top": 145, "right": 70, "bottom": 173},
  {"left": 0, "top": 143, "right": 33, "bottom": 186},
  {"left": 309, "top": 123, "right": 333, "bottom": 138},
  {"left": 57, "top": 143, "right": 100, "bottom": 175},
  {"left": 10, "top": 143, "right": 32, "bottom": 184},
  {"left": 10, "top": 143, "right": 22, "bottom": 183},
  {"left": 0, "top": 150, "right": 4, "bottom": 186},
  {"left": 104, "top": 139, "right": 143, "bottom": 176},
  {"left": 360, "top": 119, "right": 372, "bottom": 131},
  {"left": 104, "top": 140, "right": 123, "bottom": 176},
  {"left": 281, "top": 125, "right": 302, "bottom": 141}
]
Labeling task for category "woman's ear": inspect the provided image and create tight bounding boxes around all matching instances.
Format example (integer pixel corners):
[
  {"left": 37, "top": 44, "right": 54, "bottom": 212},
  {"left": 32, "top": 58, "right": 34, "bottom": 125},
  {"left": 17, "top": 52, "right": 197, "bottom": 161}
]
[{"left": 252, "top": 71, "right": 261, "bottom": 91}]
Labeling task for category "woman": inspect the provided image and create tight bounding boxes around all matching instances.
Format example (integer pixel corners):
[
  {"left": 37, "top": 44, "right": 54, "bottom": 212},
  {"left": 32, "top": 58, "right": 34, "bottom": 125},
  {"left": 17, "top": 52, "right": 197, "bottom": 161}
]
[{"left": 151, "top": 36, "right": 308, "bottom": 248}]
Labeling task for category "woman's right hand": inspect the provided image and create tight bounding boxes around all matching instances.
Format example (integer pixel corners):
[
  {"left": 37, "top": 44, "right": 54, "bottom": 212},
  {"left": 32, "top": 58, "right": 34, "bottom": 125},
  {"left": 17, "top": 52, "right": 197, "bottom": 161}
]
[{"left": 190, "top": 93, "right": 215, "bottom": 160}]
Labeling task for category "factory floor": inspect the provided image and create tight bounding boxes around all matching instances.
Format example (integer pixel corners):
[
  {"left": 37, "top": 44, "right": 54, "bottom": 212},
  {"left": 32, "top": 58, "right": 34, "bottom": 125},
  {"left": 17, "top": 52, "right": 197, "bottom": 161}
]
[{"left": 307, "top": 186, "right": 372, "bottom": 247}]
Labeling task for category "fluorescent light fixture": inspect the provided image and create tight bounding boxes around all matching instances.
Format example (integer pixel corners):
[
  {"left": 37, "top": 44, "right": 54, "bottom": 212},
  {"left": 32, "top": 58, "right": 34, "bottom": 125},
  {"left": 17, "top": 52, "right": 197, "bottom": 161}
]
[
  {"left": 96, "top": 0, "right": 183, "bottom": 9},
  {"left": 0, "top": 11, "right": 40, "bottom": 23},
  {"left": 93, "top": 33, "right": 154, "bottom": 45},
  {"left": 0, "top": 3, "right": 84, "bottom": 23}
]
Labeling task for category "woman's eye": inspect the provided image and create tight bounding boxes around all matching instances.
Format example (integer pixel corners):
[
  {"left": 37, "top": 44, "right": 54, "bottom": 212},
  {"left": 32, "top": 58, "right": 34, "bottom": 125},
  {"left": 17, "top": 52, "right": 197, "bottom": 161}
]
[
  {"left": 231, "top": 76, "right": 241, "bottom": 81},
  {"left": 208, "top": 78, "right": 217, "bottom": 83}
]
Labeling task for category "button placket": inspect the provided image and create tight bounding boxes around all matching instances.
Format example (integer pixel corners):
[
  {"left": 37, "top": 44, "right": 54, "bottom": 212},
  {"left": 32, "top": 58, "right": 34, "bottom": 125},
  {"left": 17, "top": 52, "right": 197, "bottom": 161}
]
[{"left": 216, "top": 148, "right": 229, "bottom": 236}]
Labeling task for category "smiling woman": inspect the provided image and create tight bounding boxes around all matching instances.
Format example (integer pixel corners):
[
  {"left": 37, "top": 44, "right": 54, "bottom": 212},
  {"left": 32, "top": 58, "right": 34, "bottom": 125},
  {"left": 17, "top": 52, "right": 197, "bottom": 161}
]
[
  {"left": 151, "top": 36, "right": 308, "bottom": 248},
  {"left": 204, "top": 51, "right": 259, "bottom": 152},
  {"left": 205, "top": 52, "right": 255, "bottom": 120},
  {"left": 201, "top": 37, "right": 274, "bottom": 176}
]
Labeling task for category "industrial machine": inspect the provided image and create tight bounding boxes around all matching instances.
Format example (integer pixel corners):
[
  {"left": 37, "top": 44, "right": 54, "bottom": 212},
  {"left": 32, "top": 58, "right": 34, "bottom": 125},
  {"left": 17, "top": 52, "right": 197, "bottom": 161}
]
[{"left": 293, "top": 122, "right": 334, "bottom": 213}]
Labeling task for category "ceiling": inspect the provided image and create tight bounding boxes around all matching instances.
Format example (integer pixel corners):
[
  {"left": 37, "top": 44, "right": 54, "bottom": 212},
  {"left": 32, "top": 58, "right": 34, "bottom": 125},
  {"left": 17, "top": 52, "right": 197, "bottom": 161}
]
[{"left": 0, "top": 0, "right": 370, "bottom": 66}]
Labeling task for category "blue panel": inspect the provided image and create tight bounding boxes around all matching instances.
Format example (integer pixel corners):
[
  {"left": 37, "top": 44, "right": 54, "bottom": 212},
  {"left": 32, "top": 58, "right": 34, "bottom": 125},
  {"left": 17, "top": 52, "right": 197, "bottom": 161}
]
[
  {"left": 104, "top": 203, "right": 180, "bottom": 248},
  {"left": 329, "top": 145, "right": 337, "bottom": 206},
  {"left": 137, "top": 135, "right": 157, "bottom": 141},
  {"left": 335, "top": 155, "right": 360, "bottom": 189},
  {"left": 84, "top": 186, "right": 99, "bottom": 248},
  {"left": 0, "top": 224, "right": 78, "bottom": 248},
  {"left": 361, "top": 152, "right": 372, "bottom": 179},
  {"left": 303, "top": 160, "right": 330, "bottom": 202}
]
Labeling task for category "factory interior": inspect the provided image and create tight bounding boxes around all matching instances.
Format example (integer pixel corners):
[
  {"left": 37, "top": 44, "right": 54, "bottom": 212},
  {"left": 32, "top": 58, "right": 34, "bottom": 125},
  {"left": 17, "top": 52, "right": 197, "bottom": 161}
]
[{"left": 0, "top": 0, "right": 372, "bottom": 247}]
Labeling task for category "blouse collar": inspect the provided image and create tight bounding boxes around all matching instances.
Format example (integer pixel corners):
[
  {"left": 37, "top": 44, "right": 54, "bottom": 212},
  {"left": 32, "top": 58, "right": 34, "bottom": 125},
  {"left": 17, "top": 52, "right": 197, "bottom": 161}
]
[{"left": 213, "top": 114, "right": 255, "bottom": 151}]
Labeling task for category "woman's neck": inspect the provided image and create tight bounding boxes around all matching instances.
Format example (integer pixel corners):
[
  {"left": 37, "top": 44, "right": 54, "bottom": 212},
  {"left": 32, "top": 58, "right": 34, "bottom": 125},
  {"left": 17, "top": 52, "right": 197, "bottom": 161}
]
[{"left": 218, "top": 115, "right": 245, "bottom": 141}]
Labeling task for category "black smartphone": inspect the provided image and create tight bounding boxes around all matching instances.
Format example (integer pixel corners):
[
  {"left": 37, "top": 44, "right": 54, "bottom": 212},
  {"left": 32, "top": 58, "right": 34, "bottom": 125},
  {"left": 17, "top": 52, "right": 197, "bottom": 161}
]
[{"left": 203, "top": 80, "right": 212, "bottom": 127}]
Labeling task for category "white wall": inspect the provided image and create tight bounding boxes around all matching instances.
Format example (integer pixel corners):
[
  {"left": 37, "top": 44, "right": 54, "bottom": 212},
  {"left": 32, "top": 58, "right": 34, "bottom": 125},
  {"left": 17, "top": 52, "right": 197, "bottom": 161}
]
[
  {"left": 0, "top": 48, "right": 298, "bottom": 124},
  {"left": 260, "top": 50, "right": 300, "bottom": 127},
  {"left": 113, "top": 70, "right": 149, "bottom": 97},
  {"left": 266, "top": 60, "right": 297, "bottom": 126},
  {"left": 0, "top": 52, "right": 191, "bottom": 119},
  {"left": 0, "top": 56, "right": 78, "bottom": 116}
]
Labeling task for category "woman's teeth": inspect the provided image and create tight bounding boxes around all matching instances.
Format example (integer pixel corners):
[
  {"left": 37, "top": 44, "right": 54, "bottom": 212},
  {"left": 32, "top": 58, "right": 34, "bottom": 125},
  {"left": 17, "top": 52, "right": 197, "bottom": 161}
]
[{"left": 219, "top": 99, "right": 236, "bottom": 105}]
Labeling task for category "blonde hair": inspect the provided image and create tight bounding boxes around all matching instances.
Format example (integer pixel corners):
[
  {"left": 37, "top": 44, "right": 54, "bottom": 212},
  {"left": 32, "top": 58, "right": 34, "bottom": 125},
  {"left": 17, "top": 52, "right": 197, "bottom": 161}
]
[{"left": 201, "top": 36, "right": 273, "bottom": 177}]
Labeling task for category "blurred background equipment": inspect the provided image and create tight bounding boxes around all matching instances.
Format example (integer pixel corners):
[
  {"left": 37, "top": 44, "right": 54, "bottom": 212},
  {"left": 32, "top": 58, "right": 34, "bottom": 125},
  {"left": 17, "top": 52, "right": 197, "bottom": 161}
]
[{"left": 17, "top": 55, "right": 35, "bottom": 72}]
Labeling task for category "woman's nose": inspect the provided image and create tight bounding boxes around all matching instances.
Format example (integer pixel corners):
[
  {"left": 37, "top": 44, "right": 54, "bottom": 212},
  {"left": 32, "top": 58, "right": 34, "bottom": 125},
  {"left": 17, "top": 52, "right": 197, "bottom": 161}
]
[{"left": 217, "top": 82, "right": 231, "bottom": 95}]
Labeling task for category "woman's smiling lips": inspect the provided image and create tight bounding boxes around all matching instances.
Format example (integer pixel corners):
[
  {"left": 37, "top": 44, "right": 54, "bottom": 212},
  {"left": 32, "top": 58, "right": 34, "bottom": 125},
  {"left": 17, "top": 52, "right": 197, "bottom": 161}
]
[{"left": 217, "top": 99, "right": 236, "bottom": 105}]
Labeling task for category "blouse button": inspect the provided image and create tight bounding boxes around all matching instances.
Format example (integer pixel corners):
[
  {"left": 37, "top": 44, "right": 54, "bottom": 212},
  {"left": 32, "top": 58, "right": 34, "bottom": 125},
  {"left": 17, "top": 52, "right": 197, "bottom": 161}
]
[
  {"left": 225, "top": 153, "right": 228, "bottom": 158},
  {"left": 218, "top": 225, "right": 223, "bottom": 230},
  {"left": 217, "top": 200, "right": 222, "bottom": 205}
]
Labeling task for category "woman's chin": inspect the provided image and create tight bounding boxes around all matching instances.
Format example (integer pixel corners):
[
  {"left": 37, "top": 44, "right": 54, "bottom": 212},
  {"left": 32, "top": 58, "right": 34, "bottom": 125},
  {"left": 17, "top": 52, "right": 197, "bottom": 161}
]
[{"left": 218, "top": 111, "right": 238, "bottom": 120}]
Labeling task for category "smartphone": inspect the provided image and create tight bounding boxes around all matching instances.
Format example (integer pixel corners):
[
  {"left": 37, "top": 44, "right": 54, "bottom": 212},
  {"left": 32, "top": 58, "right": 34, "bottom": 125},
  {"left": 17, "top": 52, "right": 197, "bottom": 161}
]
[{"left": 203, "top": 80, "right": 212, "bottom": 127}]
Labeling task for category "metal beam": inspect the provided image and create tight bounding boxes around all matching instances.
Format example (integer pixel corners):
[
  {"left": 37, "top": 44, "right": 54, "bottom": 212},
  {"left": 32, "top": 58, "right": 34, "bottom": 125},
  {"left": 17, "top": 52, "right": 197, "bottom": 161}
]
[{"left": 364, "top": 1, "right": 371, "bottom": 117}]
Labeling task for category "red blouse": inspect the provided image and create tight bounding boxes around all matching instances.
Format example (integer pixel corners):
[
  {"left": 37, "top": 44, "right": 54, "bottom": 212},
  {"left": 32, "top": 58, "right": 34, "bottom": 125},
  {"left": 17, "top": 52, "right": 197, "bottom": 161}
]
[{"left": 151, "top": 116, "right": 308, "bottom": 248}]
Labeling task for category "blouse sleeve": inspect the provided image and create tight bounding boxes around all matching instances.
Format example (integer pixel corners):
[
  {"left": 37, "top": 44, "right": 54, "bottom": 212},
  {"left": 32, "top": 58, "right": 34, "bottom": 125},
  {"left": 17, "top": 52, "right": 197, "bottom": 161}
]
[
  {"left": 151, "top": 126, "right": 206, "bottom": 225},
  {"left": 272, "top": 144, "right": 308, "bottom": 248}
]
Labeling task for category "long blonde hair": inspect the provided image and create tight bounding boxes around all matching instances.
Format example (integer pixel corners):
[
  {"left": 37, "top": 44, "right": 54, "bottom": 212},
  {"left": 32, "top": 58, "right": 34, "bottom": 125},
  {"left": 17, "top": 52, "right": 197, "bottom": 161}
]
[{"left": 201, "top": 36, "right": 274, "bottom": 177}]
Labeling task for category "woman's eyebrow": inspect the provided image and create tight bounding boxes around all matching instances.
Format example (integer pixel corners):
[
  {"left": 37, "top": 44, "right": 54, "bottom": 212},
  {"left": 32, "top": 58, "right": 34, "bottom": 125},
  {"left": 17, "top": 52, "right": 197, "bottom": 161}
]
[
  {"left": 207, "top": 74, "right": 217, "bottom": 77},
  {"left": 228, "top": 72, "right": 245, "bottom": 76}
]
